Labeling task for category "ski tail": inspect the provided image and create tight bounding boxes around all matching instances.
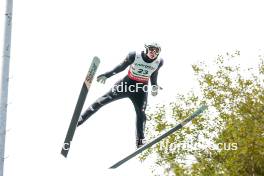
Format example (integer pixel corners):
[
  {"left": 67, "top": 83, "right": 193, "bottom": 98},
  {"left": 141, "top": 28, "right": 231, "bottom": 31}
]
[{"left": 61, "top": 56, "right": 100, "bottom": 157}]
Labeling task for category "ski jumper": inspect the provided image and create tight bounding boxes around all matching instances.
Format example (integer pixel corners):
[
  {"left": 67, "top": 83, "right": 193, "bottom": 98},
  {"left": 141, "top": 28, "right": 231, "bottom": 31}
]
[{"left": 78, "top": 51, "right": 163, "bottom": 139}]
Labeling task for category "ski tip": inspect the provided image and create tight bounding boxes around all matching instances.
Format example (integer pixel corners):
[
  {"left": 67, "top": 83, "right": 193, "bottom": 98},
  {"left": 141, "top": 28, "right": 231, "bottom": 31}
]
[
  {"left": 200, "top": 105, "right": 208, "bottom": 111},
  {"left": 191, "top": 105, "right": 208, "bottom": 118},
  {"left": 93, "top": 56, "right": 100, "bottom": 63},
  {"left": 195, "top": 105, "right": 208, "bottom": 114}
]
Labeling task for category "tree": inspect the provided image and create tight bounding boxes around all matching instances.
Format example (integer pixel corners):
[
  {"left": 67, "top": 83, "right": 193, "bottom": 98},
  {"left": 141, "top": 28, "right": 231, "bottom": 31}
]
[{"left": 142, "top": 51, "right": 264, "bottom": 176}]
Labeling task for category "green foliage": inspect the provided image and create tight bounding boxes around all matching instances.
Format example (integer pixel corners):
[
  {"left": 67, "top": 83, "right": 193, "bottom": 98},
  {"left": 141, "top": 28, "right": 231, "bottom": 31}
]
[{"left": 143, "top": 51, "right": 264, "bottom": 176}]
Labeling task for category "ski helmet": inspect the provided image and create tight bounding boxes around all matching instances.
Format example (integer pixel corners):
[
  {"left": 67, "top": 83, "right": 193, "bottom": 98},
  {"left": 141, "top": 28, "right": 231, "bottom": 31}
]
[{"left": 144, "top": 42, "right": 161, "bottom": 54}]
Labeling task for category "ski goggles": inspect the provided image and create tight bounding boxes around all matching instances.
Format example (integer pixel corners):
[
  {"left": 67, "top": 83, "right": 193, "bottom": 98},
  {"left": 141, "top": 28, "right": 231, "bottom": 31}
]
[{"left": 148, "top": 47, "right": 160, "bottom": 54}]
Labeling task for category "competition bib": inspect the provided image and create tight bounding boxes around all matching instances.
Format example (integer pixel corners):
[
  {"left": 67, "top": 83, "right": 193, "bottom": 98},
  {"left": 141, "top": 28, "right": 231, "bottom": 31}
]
[{"left": 128, "top": 53, "right": 160, "bottom": 82}]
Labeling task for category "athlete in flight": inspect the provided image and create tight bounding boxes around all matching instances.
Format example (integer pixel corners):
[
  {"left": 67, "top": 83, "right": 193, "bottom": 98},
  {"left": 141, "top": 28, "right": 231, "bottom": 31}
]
[{"left": 77, "top": 42, "right": 164, "bottom": 148}]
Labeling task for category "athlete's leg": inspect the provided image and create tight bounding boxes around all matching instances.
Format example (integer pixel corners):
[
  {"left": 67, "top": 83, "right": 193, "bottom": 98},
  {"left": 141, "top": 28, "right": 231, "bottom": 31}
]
[
  {"left": 77, "top": 81, "right": 127, "bottom": 126},
  {"left": 130, "top": 90, "right": 148, "bottom": 142}
]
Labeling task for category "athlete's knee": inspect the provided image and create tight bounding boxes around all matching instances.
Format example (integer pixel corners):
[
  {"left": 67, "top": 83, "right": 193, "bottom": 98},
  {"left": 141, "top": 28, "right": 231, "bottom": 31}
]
[
  {"left": 95, "top": 95, "right": 110, "bottom": 105},
  {"left": 136, "top": 112, "right": 147, "bottom": 124},
  {"left": 82, "top": 105, "right": 96, "bottom": 117},
  {"left": 141, "top": 100, "right": 147, "bottom": 112},
  {"left": 142, "top": 114, "right": 147, "bottom": 122}
]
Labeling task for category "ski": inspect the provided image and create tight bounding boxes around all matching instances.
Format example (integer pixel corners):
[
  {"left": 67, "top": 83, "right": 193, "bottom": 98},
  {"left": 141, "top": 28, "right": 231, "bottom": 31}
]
[
  {"left": 109, "top": 105, "right": 208, "bottom": 168},
  {"left": 61, "top": 56, "right": 100, "bottom": 158}
]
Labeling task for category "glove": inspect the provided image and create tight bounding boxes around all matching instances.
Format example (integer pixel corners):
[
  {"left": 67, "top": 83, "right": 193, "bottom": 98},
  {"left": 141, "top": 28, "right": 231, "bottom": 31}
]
[
  {"left": 151, "top": 85, "right": 163, "bottom": 96},
  {"left": 97, "top": 75, "right": 107, "bottom": 84}
]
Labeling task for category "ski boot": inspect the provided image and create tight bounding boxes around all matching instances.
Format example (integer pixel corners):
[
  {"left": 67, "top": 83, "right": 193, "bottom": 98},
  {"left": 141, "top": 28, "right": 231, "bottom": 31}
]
[{"left": 136, "top": 138, "right": 146, "bottom": 149}]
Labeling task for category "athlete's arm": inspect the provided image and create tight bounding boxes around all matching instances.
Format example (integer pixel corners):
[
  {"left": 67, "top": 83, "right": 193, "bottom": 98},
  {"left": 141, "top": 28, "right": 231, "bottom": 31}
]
[
  {"left": 99, "top": 52, "right": 136, "bottom": 78},
  {"left": 150, "top": 58, "right": 164, "bottom": 86}
]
